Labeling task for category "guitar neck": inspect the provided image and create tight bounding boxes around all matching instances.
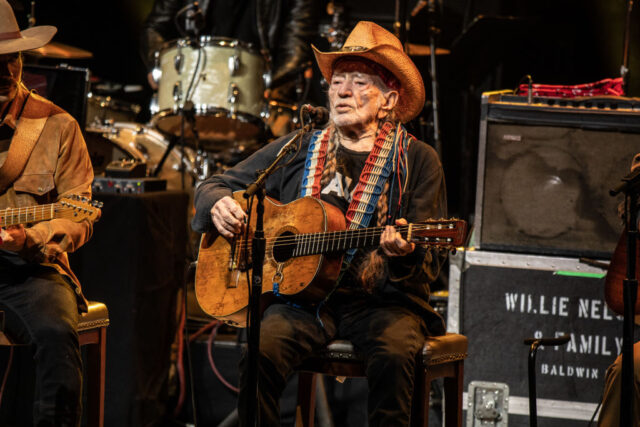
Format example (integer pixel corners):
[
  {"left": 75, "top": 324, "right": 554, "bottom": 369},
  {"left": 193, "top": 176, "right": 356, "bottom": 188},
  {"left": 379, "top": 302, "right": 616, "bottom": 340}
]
[
  {"left": 0, "top": 203, "right": 59, "bottom": 227},
  {"left": 292, "top": 225, "right": 401, "bottom": 257}
]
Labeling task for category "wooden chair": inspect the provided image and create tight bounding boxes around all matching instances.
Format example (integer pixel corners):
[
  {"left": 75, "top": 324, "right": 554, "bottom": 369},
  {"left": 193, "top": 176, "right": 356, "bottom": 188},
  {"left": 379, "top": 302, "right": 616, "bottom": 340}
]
[
  {"left": 0, "top": 301, "right": 109, "bottom": 427},
  {"left": 295, "top": 332, "right": 468, "bottom": 427}
]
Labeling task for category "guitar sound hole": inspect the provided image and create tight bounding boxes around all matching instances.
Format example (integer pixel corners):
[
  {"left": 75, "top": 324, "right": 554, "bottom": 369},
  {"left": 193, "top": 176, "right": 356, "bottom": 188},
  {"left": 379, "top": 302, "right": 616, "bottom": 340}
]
[{"left": 273, "top": 231, "right": 296, "bottom": 263}]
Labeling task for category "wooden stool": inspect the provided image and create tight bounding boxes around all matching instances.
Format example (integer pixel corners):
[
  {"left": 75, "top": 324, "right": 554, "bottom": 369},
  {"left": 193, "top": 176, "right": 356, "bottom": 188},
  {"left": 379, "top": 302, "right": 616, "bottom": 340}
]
[
  {"left": 295, "top": 332, "right": 468, "bottom": 427},
  {"left": 0, "top": 301, "right": 109, "bottom": 427}
]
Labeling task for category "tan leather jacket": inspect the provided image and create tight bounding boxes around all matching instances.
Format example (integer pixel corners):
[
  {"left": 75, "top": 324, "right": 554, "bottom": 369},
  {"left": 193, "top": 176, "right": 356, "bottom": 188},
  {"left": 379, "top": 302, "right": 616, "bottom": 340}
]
[{"left": 0, "top": 84, "right": 96, "bottom": 312}]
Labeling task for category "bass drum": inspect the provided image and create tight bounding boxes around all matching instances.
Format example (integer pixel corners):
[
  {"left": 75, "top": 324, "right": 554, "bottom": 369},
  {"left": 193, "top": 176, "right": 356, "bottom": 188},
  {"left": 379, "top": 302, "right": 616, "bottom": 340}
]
[{"left": 83, "top": 122, "right": 197, "bottom": 194}]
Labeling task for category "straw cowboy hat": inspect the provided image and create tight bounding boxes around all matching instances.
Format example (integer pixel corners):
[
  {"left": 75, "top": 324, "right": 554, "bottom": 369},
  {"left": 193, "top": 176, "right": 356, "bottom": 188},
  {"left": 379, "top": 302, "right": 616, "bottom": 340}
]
[
  {"left": 0, "top": 0, "right": 56, "bottom": 55},
  {"left": 312, "top": 21, "right": 426, "bottom": 123}
]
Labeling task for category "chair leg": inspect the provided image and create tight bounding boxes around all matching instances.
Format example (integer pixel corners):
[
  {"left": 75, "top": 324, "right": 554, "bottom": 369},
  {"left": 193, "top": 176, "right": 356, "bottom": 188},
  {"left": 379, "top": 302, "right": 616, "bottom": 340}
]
[
  {"left": 443, "top": 361, "right": 464, "bottom": 427},
  {"left": 85, "top": 327, "right": 106, "bottom": 427},
  {"left": 411, "top": 364, "right": 428, "bottom": 427},
  {"left": 295, "top": 372, "right": 318, "bottom": 427}
]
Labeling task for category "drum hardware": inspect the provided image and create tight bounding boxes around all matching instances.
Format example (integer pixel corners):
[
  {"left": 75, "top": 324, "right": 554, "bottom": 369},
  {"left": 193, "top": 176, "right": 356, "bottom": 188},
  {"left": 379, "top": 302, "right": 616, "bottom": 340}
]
[
  {"left": 410, "top": 0, "right": 449, "bottom": 156},
  {"left": 229, "top": 50, "right": 240, "bottom": 76},
  {"left": 173, "top": 81, "right": 182, "bottom": 103},
  {"left": 320, "top": 2, "right": 348, "bottom": 49}
]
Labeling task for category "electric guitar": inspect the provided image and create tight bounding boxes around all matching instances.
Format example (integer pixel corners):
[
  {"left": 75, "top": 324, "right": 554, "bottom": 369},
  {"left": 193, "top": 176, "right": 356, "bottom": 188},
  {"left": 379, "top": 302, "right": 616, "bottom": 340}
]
[
  {"left": 195, "top": 191, "right": 467, "bottom": 327},
  {"left": 0, "top": 195, "right": 102, "bottom": 230}
]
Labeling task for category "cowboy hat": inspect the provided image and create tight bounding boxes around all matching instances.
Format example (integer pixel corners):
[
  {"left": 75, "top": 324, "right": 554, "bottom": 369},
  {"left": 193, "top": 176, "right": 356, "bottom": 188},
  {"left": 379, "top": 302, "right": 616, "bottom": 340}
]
[
  {"left": 312, "top": 21, "right": 425, "bottom": 123},
  {"left": 0, "top": 0, "right": 56, "bottom": 55}
]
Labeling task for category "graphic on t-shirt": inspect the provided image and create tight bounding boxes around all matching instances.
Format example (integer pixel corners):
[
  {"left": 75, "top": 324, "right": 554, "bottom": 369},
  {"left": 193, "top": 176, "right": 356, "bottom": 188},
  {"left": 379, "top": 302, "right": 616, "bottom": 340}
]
[{"left": 321, "top": 171, "right": 353, "bottom": 203}]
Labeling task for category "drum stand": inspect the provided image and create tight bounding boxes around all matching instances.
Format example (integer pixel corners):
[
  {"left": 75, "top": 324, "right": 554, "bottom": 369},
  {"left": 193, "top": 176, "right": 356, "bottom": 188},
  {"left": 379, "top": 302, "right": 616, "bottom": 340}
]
[{"left": 152, "top": 101, "right": 197, "bottom": 190}]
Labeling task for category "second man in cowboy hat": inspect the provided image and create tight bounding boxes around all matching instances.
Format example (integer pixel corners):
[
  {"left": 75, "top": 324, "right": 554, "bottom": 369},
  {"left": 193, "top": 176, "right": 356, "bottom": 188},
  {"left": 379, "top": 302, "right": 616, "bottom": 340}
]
[
  {"left": 0, "top": 1, "right": 98, "bottom": 425},
  {"left": 193, "top": 20, "right": 447, "bottom": 425}
]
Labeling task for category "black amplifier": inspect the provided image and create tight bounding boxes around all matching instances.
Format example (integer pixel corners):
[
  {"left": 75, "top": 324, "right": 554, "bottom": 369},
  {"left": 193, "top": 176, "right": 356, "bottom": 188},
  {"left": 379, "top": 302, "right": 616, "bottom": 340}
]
[
  {"left": 474, "top": 91, "right": 640, "bottom": 259},
  {"left": 92, "top": 176, "right": 167, "bottom": 194}
]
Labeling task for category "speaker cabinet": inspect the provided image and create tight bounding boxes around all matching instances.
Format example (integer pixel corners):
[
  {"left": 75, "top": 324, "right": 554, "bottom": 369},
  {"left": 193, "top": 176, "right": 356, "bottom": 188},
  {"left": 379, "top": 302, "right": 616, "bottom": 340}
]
[{"left": 474, "top": 92, "right": 640, "bottom": 258}]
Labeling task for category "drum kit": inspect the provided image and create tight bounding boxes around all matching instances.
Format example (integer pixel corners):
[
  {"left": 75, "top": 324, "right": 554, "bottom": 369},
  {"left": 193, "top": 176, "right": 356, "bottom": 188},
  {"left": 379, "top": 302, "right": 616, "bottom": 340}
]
[
  {"left": 81, "top": 35, "right": 304, "bottom": 198},
  {"left": 27, "top": 33, "right": 304, "bottom": 202}
]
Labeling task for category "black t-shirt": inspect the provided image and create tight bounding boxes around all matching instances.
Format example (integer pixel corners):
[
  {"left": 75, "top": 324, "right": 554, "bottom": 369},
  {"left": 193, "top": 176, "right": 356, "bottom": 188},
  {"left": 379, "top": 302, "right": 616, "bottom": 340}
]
[{"left": 319, "top": 145, "right": 370, "bottom": 217}]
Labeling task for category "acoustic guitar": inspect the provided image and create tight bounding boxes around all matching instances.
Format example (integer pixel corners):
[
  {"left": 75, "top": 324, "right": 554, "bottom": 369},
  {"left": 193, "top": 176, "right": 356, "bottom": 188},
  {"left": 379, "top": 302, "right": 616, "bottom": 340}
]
[
  {"left": 195, "top": 191, "right": 467, "bottom": 327},
  {"left": 0, "top": 195, "right": 102, "bottom": 230},
  {"left": 604, "top": 231, "right": 640, "bottom": 316}
]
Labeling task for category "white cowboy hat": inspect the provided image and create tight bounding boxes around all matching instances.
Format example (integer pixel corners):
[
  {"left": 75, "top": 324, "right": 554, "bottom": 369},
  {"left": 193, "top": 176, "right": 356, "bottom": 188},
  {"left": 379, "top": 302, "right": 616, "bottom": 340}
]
[
  {"left": 0, "top": 0, "right": 56, "bottom": 55},
  {"left": 312, "top": 21, "right": 426, "bottom": 123}
]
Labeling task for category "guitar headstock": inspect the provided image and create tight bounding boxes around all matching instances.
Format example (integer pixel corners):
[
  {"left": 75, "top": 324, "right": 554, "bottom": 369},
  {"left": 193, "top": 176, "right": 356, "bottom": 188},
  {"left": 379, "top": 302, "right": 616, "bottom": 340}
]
[
  {"left": 59, "top": 195, "right": 103, "bottom": 223},
  {"left": 409, "top": 219, "right": 467, "bottom": 249}
]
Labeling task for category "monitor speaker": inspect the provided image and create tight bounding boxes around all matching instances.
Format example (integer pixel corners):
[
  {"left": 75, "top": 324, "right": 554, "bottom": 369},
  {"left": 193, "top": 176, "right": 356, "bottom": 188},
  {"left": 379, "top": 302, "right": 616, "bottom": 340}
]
[{"left": 474, "top": 93, "right": 640, "bottom": 258}]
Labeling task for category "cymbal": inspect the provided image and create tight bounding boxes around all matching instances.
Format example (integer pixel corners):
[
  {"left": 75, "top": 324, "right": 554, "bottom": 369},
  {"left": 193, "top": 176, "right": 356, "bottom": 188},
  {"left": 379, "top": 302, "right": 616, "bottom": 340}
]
[
  {"left": 25, "top": 42, "right": 93, "bottom": 59},
  {"left": 405, "top": 43, "right": 450, "bottom": 56}
]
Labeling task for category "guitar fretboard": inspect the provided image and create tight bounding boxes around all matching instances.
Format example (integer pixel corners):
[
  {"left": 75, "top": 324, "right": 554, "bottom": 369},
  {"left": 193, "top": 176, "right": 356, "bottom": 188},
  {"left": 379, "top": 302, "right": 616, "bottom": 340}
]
[
  {"left": 292, "top": 226, "right": 390, "bottom": 257},
  {"left": 0, "top": 204, "right": 59, "bottom": 227}
]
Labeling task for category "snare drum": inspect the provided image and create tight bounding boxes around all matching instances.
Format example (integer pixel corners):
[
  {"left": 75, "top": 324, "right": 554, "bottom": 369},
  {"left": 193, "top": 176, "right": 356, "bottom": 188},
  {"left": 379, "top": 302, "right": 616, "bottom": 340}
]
[
  {"left": 83, "top": 122, "right": 196, "bottom": 193},
  {"left": 152, "top": 37, "right": 267, "bottom": 149}
]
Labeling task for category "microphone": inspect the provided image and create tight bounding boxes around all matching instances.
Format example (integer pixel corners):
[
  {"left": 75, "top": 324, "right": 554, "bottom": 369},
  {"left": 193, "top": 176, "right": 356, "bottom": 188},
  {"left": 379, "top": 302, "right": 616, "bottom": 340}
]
[
  {"left": 185, "top": 1, "right": 205, "bottom": 37},
  {"left": 301, "top": 104, "right": 330, "bottom": 126}
]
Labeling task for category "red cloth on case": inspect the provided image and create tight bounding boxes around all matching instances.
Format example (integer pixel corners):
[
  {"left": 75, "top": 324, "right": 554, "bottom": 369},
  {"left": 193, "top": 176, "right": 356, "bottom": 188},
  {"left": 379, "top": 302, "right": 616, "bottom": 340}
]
[{"left": 517, "top": 77, "right": 624, "bottom": 98}]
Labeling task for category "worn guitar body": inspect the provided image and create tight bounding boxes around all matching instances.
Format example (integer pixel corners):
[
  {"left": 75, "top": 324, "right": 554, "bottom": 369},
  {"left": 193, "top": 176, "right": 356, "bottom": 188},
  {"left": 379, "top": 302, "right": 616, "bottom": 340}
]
[{"left": 195, "top": 192, "right": 345, "bottom": 327}]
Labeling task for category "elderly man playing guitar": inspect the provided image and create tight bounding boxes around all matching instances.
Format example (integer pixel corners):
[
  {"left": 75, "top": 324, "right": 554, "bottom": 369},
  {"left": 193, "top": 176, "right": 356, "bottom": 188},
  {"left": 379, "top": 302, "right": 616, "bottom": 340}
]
[{"left": 193, "top": 21, "right": 450, "bottom": 426}]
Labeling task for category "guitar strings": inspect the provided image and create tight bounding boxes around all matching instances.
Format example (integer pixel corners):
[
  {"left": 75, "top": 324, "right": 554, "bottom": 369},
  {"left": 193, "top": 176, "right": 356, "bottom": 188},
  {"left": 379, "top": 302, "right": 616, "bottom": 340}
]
[
  {"left": 227, "top": 223, "right": 459, "bottom": 253},
  {"left": 0, "top": 206, "right": 94, "bottom": 226}
]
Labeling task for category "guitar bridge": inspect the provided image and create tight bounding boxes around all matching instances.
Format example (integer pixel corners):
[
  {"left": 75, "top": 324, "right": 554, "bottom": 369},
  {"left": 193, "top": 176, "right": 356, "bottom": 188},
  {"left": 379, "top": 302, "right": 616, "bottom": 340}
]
[{"left": 228, "top": 236, "right": 252, "bottom": 272}]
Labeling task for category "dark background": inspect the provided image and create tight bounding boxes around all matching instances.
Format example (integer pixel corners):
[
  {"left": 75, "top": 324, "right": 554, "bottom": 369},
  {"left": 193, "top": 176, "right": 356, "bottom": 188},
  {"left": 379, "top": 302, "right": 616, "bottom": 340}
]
[{"left": 9, "top": 0, "right": 640, "bottom": 223}]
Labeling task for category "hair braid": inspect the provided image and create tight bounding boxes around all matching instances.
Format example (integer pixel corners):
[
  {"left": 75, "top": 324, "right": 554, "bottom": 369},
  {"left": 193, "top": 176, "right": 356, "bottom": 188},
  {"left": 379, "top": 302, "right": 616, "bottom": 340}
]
[{"left": 319, "top": 126, "right": 338, "bottom": 189}]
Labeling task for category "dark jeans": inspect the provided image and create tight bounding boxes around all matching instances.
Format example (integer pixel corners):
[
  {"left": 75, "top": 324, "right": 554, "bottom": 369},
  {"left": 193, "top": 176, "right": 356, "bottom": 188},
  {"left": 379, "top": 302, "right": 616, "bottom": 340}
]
[
  {"left": 238, "top": 296, "right": 427, "bottom": 427},
  {"left": 0, "top": 264, "right": 82, "bottom": 427}
]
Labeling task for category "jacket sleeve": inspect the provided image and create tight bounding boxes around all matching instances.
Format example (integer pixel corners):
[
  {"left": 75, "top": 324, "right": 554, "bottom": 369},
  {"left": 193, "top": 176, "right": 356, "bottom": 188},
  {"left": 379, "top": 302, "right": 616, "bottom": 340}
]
[
  {"left": 387, "top": 142, "right": 448, "bottom": 286},
  {"left": 268, "top": 0, "right": 318, "bottom": 97},
  {"left": 139, "top": 0, "right": 183, "bottom": 70},
  {"left": 191, "top": 134, "right": 296, "bottom": 233},
  {"left": 20, "top": 118, "right": 97, "bottom": 263}
]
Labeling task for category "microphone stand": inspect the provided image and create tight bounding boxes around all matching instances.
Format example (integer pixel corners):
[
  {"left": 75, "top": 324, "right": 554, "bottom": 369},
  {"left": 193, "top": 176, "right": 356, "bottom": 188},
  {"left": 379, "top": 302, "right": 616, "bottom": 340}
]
[
  {"left": 243, "top": 121, "right": 313, "bottom": 426},
  {"left": 621, "top": 0, "right": 634, "bottom": 93},
  {"left": 610, "top": 169, "right": 640, "bottom": 427},
  {"left": 426, "top": 0, "right": 442, "bottom": 157}
]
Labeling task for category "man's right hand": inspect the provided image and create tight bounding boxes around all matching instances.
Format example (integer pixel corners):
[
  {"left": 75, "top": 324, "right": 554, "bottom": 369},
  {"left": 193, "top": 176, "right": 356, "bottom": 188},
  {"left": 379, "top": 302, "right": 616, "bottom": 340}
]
[
  {"left": 147, "top": 72, "right": 158, "bottom": 91},
  {"left": 211, "top": 196, "right": 247, "bottom": 238}
]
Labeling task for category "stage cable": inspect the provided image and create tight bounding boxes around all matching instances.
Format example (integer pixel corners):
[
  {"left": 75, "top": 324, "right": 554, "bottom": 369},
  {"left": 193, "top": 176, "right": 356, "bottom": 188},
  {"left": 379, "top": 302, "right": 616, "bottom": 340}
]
[
  {"left": 207, "top": 322, "right": 240, "bottom": 393},
  {"left": 0, "top": 347, "right": 14, "bottom": 407}
]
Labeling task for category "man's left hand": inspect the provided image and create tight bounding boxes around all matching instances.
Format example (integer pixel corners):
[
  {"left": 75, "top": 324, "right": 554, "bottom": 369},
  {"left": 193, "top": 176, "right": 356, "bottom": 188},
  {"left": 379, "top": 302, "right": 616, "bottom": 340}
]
[
  {"left": 380, "top": 218, "right": 415, "bottom": 257},
  {"left": 0, "top": 225, "right": 26, "bottom": 252}
]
